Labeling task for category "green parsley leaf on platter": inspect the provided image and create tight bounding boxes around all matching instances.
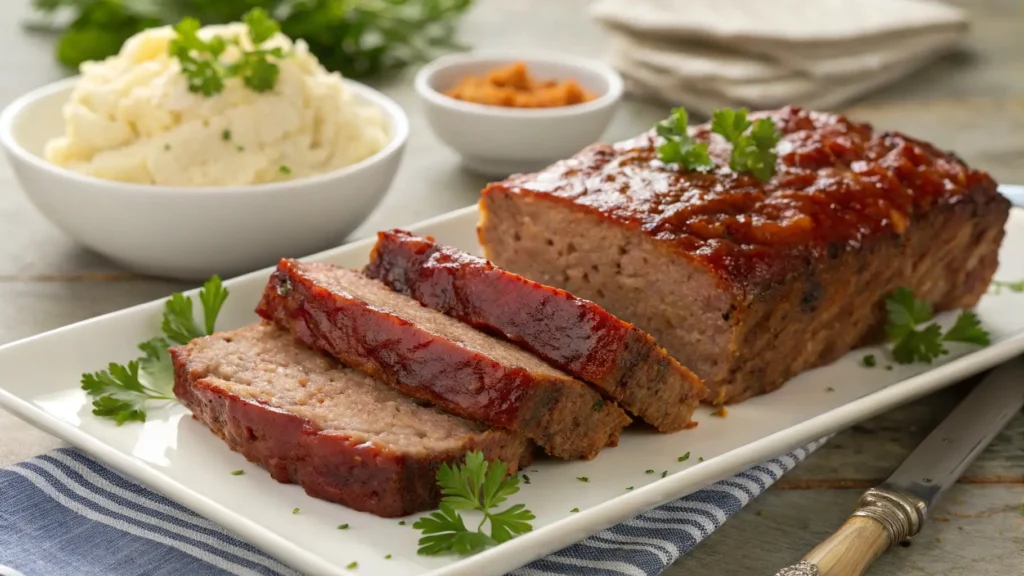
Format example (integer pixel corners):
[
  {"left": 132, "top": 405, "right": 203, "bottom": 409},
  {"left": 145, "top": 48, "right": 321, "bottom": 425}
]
[
  {"left": 81, "top": 276, "right": 229, "bottom": 425},
  {"left": 883, "top": 287, "right": 989, "bottom": 365},
  {"left": 413, "top": 451, "right": 534, "bottom": 556}
]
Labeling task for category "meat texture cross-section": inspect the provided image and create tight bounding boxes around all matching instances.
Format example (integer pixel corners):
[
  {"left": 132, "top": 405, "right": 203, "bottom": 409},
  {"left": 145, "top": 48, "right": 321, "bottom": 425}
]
[
  {"left": 256, "top": 260, "right": 632, "bottom": 460},
  {"left": 478, "top": 106, "right": 1010, "bottom": 404},
  {"left": 171, "top": 322, "right": 533, "bottom": 518},
  {"left": 364, "top": 229, "right": 707, "bottom": 432}
]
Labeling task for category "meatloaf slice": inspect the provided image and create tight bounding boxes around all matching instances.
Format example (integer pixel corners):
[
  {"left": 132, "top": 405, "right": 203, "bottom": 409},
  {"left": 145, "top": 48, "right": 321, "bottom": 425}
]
[
  {"left": 479, "top": 106, "right": 1010, "bottom": 404},
  {"left": 171, "top": 322, "right": 533, "bottom": 518},
  {"left": 363, "top": 229, "right": 706, "bottom": 431},
  {"left": 256, "top": 260, "right": 631, "bottom": 460}
]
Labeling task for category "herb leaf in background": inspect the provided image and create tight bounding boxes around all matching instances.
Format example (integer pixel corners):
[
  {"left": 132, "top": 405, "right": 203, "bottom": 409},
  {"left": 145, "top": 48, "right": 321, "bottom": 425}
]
[
  {"left": 30, "top": 0, "right": 163, "bottom": 70},
  {"left": 29, "top": 0, "right": 475, "bottom": 79},
  {"left": 81, "top": 275, "right": 229, "bottom": 425}
]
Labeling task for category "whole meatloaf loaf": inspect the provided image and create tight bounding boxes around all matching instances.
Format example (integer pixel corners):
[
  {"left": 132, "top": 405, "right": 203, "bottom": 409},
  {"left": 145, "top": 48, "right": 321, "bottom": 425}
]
[
  {"left": 257, "top": 259, "right": 632, "bottom": 460},
  {"left": 171, "top": 322, "right": 533, "bottom": 518},
  {"left": 479, "top": 106, "right": 1010, "bottom": 404},
  {"left": 364, "top": 229, "right": 706, "bottom": 432}
]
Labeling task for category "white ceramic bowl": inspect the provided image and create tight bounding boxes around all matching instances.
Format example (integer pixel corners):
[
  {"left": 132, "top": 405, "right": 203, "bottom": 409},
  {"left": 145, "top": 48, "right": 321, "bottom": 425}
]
[
  {"left": 414, "top": 51, "right": 623, "bottom": 177},
  {"left": 0, "top": 77, "right": 409, "bottom": 281}
]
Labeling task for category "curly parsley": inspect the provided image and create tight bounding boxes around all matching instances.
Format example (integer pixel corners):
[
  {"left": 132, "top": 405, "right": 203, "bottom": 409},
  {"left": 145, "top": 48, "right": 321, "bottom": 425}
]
[
  {"left": 413, "top": 451, "right": 534, "bottom": 556},
  {"left": 884, "top": 287, "right": 989, "bottom": 364},
  {"left": 81, "top": 276, "right": 229, "bottom": 425}
]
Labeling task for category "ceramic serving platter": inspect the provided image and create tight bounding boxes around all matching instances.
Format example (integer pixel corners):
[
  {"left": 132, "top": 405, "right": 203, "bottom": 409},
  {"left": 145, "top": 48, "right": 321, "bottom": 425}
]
[{"left": 2, "top": 196, "right": 1024, "bottom": 576}]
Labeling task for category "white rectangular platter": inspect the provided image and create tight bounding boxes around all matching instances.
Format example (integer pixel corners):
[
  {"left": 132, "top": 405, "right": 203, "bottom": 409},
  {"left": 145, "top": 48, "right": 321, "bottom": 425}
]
[{"left": 2, "top": 203, "right": 1024, "bottom": 576}]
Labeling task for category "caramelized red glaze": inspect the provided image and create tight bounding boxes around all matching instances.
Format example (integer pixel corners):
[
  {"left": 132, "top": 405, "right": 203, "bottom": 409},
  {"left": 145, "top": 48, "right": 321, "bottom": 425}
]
[
  {"left": 486, "top": 107, "right": 1001, "bottom": 287},
  {"left": 366, "top": 230, "right": 628, "bottom": 377},
  {"left": 256, "top": 259, "right": 631, "bottom": 459},
  {"left": 170, "top": 331, "right": 532, "bottom": 517},
  {"left": 364, "top": 230, "right": 705, "bottom": 431},
  {"left": 258, "top": 262, "right": 528, "bottom": 425}
]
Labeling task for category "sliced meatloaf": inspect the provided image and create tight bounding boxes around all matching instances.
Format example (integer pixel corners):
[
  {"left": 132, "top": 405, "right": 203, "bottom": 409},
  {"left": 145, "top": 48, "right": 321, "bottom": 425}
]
[
  {"left": 364, "top": 229, "right": 706, "bottom": 431},
  {"left": 256, "top": 260, "right": 631, "bottom": 460},
  {"left": 171, "top": 322, "right": 533, "bottom": 518},
  {"left": 479, "top": 106, "right": 1010, "bottom": 404}
]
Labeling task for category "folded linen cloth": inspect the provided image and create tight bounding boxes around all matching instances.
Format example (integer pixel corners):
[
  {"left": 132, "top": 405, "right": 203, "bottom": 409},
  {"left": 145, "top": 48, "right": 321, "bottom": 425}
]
[
  {"left": 590, "top": 0, "right": 969, "bottom": 115},
  {"left": 0, "top": 439, "right": 829, "bottom": 576},
  {"left": 613, "top": 47, "right": 933, "bottom": 112}
]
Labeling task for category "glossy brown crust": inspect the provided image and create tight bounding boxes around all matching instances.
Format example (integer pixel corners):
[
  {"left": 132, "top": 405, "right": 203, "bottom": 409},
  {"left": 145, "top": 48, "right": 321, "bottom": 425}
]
[
  {"left": 485, "top": 106, "right": 1004, "bottom": 295},
  {"left": 256, "top": 260, "right": 631, "bottom": 460},
  {"left": 480, "top": 107, "right": 1010, "bottom": 403},
  {"left": 171, "top": 334, "right": 532, "bottom": 518},
  {"left": 364, "top": 229, "right": 706, "bottom": 431}
]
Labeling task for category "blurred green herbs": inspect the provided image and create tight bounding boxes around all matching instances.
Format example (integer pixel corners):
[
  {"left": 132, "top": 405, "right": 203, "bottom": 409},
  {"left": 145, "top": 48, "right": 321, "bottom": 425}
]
[{"left": 27, "top": 0, "right": 474, "bottom": 79}]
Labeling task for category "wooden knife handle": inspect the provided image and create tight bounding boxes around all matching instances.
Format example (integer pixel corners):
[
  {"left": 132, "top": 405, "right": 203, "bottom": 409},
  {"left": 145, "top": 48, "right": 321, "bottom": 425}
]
[
  {"left": 799, "top": 516, "right": 891, "bottom": 576},
  {"left": 774, "top": 487, "right": 927, "bottom": 576}
]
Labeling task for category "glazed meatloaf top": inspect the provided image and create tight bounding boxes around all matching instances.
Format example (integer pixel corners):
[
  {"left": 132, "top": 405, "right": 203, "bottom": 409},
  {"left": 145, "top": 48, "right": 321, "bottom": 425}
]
[{"left": 484, "top": 106, "right": 1005, "bottom": 292}]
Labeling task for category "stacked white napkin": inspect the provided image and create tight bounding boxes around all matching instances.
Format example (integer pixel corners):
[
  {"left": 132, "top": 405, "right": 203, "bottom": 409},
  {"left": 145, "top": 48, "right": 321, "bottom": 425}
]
[{"left": 589, "top": 0, "right": 969, "bottom": 115}]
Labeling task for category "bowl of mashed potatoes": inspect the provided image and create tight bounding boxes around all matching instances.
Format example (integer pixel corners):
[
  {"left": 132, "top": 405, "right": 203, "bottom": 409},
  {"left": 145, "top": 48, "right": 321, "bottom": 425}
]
[{"left": 0, "top": 18, "right": 408, "bottom": 280}]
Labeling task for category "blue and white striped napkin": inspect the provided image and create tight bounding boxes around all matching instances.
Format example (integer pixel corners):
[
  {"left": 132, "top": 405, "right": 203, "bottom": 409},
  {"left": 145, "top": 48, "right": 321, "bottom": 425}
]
[{"left": 0, "top": 438, "right": 828, "bottom": 576}]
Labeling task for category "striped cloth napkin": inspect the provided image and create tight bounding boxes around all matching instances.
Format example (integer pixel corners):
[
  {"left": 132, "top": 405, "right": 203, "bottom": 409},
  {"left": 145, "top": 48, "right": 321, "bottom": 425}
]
[{"left": 0, "top": 438, "right": 828, "bottom": 576}]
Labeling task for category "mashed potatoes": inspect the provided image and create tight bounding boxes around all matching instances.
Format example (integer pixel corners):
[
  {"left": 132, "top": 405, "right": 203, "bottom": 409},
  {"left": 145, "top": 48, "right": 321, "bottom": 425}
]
[{"left": 45, "top": 23, "right": 390, "bottom": 186}]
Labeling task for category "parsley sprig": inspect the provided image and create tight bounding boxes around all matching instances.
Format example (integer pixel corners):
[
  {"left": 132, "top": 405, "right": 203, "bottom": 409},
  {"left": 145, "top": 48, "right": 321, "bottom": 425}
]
[
  {"left": 81, "top": 276, "right": 229, "bottom": 425},
  {"left": 711, "top": 108, "right": 782, "bottom": 183},
  {"left": 413, "top": 451, "right": 534, "bottom": 556},
  {"left": 884, "top": 287, "right": 989, "bottom": 364},
  {"left": 655, "top": 106, "right": 782, "bottom": 182},
  {"left": 169, "top": 9, "right": 286, "bottom": 97},
  {"left": 654, "top": 108, "right": 713, "bottom": 172}
]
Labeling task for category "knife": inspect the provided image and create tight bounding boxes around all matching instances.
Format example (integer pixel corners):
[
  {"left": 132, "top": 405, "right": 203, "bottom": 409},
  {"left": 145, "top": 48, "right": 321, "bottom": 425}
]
[{"left": 775, "top": 356, "right": 1024, "bottom": 576}]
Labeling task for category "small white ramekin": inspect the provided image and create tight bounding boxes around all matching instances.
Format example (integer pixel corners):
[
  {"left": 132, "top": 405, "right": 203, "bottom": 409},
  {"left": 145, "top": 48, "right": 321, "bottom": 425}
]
[{"left": 415, "top": 51, "right": 623, "bottom": 178}]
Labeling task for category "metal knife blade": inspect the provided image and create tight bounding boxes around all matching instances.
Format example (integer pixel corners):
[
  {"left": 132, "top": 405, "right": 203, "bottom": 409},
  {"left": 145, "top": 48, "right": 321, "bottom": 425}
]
[
  {"left": 880, "top": 356, "right": 1024, "bottom": 514},
  {"left": 775, "top": 356, "right": 1024, "bottom": 576}
]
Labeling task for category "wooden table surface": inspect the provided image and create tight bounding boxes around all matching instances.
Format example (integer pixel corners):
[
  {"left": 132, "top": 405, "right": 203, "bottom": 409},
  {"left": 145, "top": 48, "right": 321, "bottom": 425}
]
[{"left": 1, "top": 1, "right": 1021, "bottom": 574}]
